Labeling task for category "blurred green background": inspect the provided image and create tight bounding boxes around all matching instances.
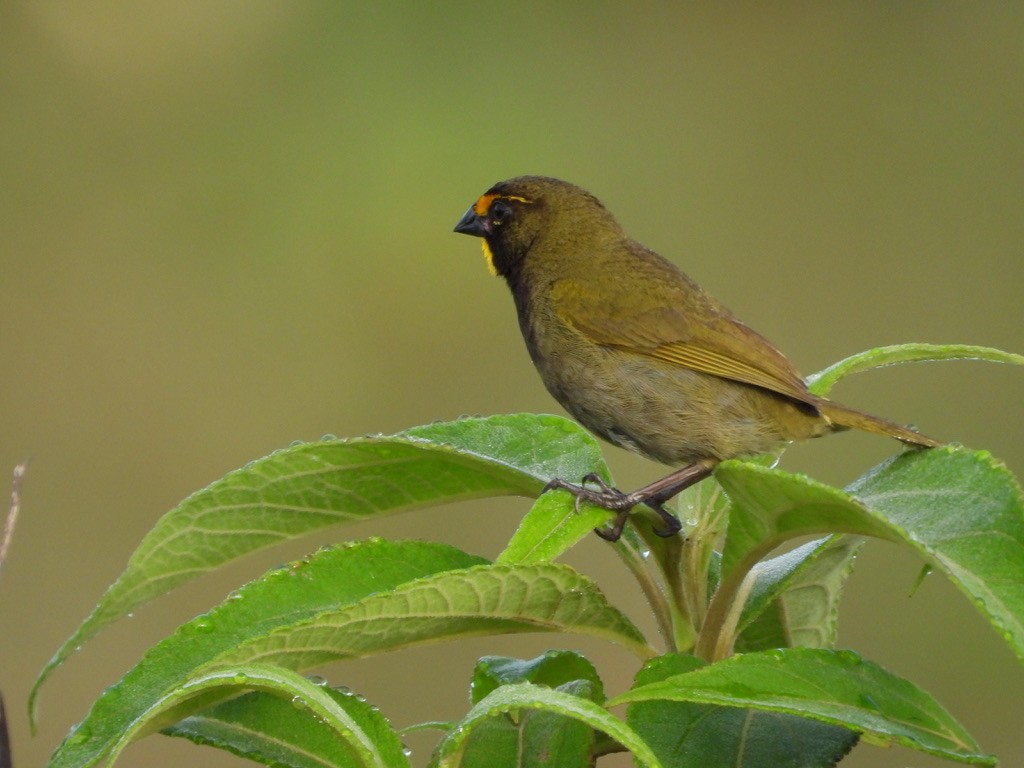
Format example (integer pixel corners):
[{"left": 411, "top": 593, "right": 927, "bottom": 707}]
[{"left": 2, "top": 4, "right": 1022, "bottom": 766}]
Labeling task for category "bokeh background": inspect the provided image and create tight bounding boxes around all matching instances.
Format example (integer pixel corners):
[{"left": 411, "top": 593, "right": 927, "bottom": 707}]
[{"left": 2, "top": 4, "right": 1022, "bottom": 767}]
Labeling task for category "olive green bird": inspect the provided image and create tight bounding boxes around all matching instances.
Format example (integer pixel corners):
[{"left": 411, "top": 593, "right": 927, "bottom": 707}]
[{"left": 454, "top": 176, "right": 939, "bottom": 541}]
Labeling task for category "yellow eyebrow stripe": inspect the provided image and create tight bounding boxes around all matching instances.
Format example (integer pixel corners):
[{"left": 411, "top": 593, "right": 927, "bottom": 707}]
[{"left": 473, "top": 193, "right": 533, "bottom": 216}]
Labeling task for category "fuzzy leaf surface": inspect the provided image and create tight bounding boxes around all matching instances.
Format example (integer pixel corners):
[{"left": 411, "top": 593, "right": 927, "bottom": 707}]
[
  {"left": 716, "top": 463, "right": 898, "bottom": 579},
  {"left": 49, "top": 544, "right": 649, "bottom": 768},
  {"left": 102, "top": 665, "right": 402, "bottom": 768},
  {"left": 626, "top": 653, "right": 858, "bottom": 768},
  {"left": 736, "top": 535, "right": 863, "bottom": 651},
  {"left": 806, "top": 343, "right": 1024, "bottom": 397},
  {"left": 33, "top": 414, "right": 606, "bottom": 716},
  {"left": 212, "top": 562, "right": 653, "bottom": 672},
  {"left": 846, "top": 447, "right": 1024, "bottom": 660},
  {"left": 612, "top": 648, "right": 992, "bottom": 765},
  {"left": 497, "top": 490, "right": 611, "bottom": 565},
  {"left": 164, "top": 681, "right": 408, "bottom": 768},
  {"left": 718, "top": 447, "right": 1024, "bottom": 661},
  {"left": 462, "top": 654, "right": 607, "bottom": 767},
  {"left": 471, "top": 651, "right": 605, "bottom": 705},
  {"left": 46, "top": 540, "right": 483, "bottom": 768},
  {"left": 432, "top": 682, "right": 663, "bottom": 768}
]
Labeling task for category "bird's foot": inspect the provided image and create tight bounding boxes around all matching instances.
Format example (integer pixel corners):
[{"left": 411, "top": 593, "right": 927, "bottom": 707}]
[{"left": 543, "top": 473, "right": 682, "bottom": 542}]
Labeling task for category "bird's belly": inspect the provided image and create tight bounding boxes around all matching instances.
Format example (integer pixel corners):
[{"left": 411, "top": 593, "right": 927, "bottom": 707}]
[{"left": 534, "top": 344, "right": 817, "bottom": 466}]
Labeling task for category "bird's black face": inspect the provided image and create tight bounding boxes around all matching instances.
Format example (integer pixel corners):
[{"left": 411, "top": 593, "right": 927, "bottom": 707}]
[{"left": 453, "top": 190, "right": 535, "bottom": 277}]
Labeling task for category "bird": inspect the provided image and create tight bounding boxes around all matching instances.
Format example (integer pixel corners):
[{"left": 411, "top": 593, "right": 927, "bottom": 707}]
[{"left": 453, "top": 176, "right": 939, "bottom": 541}]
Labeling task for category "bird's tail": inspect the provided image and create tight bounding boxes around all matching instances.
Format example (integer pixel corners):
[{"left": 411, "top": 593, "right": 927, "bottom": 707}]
[{"left": 818, "top": 400, "right": 941, "bottom": 448}]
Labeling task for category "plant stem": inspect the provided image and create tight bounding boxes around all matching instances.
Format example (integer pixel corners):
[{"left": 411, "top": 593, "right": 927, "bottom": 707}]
[
  {"left": 710, "top": 566, "right": 759, "bottom": 661},
  {"left": 693, "top": 540, "right": 776, "bottom": 661},
  {"left": 613, "top": 537, "right": 678, "bottom": 652}
]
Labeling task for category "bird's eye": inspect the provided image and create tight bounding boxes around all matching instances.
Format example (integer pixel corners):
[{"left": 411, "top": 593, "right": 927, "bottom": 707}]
[{"left": 490, "top": 199, "right": 512, "bottom": 226}]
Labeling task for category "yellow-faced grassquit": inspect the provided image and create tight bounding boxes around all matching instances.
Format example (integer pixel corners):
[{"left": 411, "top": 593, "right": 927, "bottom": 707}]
[{"left": 454, "top": 176, "right": 939, "bottom": 540}]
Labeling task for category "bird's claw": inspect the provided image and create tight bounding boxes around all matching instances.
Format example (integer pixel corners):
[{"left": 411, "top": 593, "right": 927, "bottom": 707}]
[{"left": 542, "top": 475, "right": 682, "bottom": 542}]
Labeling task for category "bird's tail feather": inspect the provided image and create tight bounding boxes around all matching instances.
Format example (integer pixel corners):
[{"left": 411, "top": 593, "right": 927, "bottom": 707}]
[{"left": 818, "top": 400, "right": 941, "bottom": 448}]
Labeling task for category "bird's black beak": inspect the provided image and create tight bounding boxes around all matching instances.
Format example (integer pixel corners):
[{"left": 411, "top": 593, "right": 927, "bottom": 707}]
[{"left": 453, "top": 206, "right": 488, "bottom": 237}]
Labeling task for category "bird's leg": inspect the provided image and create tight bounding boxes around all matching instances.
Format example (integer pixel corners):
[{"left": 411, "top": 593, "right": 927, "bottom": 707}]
[{"left": 542, "top": 460, "right": 717, "bottom": 542}]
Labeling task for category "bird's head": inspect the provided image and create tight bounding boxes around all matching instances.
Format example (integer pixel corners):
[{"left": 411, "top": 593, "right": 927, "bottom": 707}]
[{"left": 453, "top": 176, "right": 618, "bottom": 279}]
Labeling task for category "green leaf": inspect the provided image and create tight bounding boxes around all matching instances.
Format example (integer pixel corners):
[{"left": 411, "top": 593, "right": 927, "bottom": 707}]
[
  {"left": 471, "top": 651, "right": 605, "bottom": 705},
  {"left": 736, "top": 535, "right": 863, "bottom": 652},
  {"left": 611, "top": 648, "right": 993, "bottom": 765},
  {"left": 103, "top": 665, "right": 402, "bottom": 768},
  {"left": 32, "top": 414, "right": 604, "bottom": 720},
  {"left": 47, "top": 551, "right": 651, "bottom": 767},
  {"left": 716, "top": 463, "right": 898, "bottom": 580},
  {"left": 46, "top": 540, "right": 485, "bottom": 768},
  {"left": 431, "top": 682, "right": 664, "bottom": 768},
  {"left": 846, "top": 446, "right": 1024, "bottom": 661},
  {"left": 806, "top": 343, "right": 1024, "bottom": 396},
  {"left": 459, "top": 655, "right": 606, "bottom": 768},
  {"left": 402, "top": 413, "right": 607, "bottom": 482},
  {"left": 456, "top": 679, "right": 597, "bottom": 768},
  {"left": 497, "top": 490, "right": 611, "bottom": 565},
  {"left": 164, "top": 681, "right": 409, "bottom": 768},
  {"left": 212, "top": 562, "right": 653, "bottom": 672},
  {"left": 626, "top": 654, "right": 858, "bottom": 768},
  {"left": 707, "top": 447, "right": 1024, "bottom": 662}
]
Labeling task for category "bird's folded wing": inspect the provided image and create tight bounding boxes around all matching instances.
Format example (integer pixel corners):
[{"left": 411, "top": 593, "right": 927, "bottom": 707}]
[{"left": 551, "top": 278, "right": 818, "bottom": 410}]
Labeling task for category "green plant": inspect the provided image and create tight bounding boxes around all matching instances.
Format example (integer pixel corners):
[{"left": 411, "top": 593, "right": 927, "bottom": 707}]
[{"left": 32, "top": 344, "right": 1024, "bottom": 767}]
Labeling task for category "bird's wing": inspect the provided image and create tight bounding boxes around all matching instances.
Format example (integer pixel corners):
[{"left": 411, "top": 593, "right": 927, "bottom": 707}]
[{"left": 550, "top": 276, "right": 819, "bottom": 410}]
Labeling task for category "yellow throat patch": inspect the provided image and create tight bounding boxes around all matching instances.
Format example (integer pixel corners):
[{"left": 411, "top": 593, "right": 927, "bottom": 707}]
[{"left": 482, "top": 240, "right": 498, "bottom": 276}]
